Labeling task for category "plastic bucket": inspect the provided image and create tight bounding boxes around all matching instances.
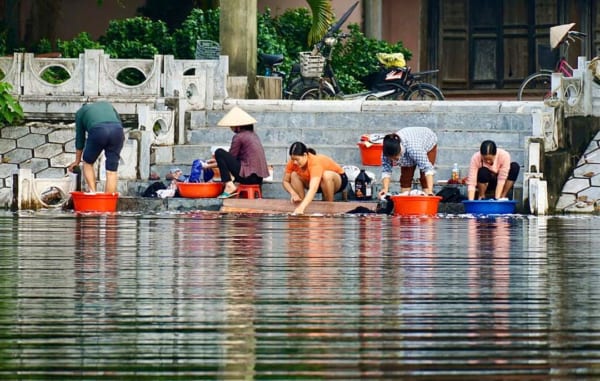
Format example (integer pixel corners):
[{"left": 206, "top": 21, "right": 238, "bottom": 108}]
[
  {"left": 177, "top": 182, "right": 224, "bottom": 198},
  {"left": 357, "top": 142, "right": 383, "bottom": 166},
  {"left": 462, "top": 200, "right": 517, "bottom": 215},
  {"left": 390, "top": 195, "right": 442, "bottom": 216},
  {"left": 70, "top": 191, "right": 119, "bottom": 212}
]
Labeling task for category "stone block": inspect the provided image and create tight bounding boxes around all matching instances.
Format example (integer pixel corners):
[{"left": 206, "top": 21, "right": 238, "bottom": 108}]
[
  {"left": 22, "top": 158, "right": 49, "bottom": 173},
  {"left": 0, "top": 163, "right": 18, "bottom": 178},
  {"left": 17, "top": 133, "right": 46, "bottom": 149},
  {"left": 579, "top": 186, "right": 600, "bottom": 202},
  {"left": 188, "top": 110, "right": 207, "bottom": 130},
  {"left": 292, "top": 100, "right": 362, "bottom": 113},
  {"left": 0, "top": 138, "right": 16, "bottom": 153},
  {"left": 36, "top": 167, "right": 66, "bottom": 178},
  {"left": 362, "top": 100, "right": 433, "bottom": 113},
  {"left": 152, "top": 146, "right": 173, "bottom": 164},
  {"left": 188, "top": 128, "right": 231, "bottom": 145},
  {"left": 50, "top": 153, "right": 75, "bottom": 168},
  {"left": 64, "top": 139, "right": 76, "bottom": 152},
  {"left": 173, "top": 145, "right": 211, "bottom": 165},
  {"left": 1, "top": 126, "right": 29, "bottom": 139},
  {"left": 0, "top": 188, "right": 11, "bottom": 209},
  {"left": 119, "top": 139, "right": 138, "bottom": 180},
  {"left": 431, "top": 100, "right": 502, "bottom": 114},
  {"left": 5, "top": 148, "right": 33, "bottom": 163},
  {"left": 562, "top": 177, "right": 591, "bottom": 193},
  {"left": 34, "top": 143, "right": 63, "bottom": 159},
  {"left": 48, "top": 128, "right": 75, "bottom": 144}
]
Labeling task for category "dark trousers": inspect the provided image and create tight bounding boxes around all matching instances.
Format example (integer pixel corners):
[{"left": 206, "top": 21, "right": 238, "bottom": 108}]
[
  {"left": 477, "top": 162, "right": 520, "bottom": 190},
  {"left": 214, "top": 149, "right": 262, "bottom": 185}
]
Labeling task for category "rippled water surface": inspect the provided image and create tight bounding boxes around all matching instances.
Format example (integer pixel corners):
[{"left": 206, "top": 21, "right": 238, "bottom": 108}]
[{"left": 1, "top": 210, "right": 600, "bottom": 380}]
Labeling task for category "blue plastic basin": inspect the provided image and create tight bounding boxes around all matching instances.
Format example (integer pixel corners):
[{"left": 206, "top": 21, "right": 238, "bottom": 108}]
[{"left": 462, "top": 200, "right": 517, "bottom": 215}]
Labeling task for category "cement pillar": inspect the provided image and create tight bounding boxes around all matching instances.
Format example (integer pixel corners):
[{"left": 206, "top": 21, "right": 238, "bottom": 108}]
[
  {"left": 220, "top": 0, "right": 257, "bottom": 98},
  {"left": 364, "top": 0, "right": 382, "bottom": 40}
]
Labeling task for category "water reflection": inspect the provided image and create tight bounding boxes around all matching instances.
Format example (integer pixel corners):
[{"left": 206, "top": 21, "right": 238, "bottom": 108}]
[{"left": 2, "top": 212, "right": 600, "bottom": 379}]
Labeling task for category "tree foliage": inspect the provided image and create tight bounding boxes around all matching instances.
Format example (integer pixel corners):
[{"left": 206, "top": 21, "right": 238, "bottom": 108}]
[
  {"left": 1, "top": 2, "right": 413, "bottom": 94},
  {"left": 0, "top": 82, "right": 23, "bottom": 127},
  {"left": 305, "top": 0, "right": 334, "bottom": 46}
]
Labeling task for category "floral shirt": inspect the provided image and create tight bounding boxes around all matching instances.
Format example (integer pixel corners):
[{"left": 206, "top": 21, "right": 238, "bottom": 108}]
[{"left": 381, "top": 127, "right": 437, "bottom": 180}]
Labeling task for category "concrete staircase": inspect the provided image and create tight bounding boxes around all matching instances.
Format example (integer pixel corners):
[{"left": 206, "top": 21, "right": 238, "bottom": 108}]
[{"left": 141, "top": 100, "right": 540, "bottom": 200}]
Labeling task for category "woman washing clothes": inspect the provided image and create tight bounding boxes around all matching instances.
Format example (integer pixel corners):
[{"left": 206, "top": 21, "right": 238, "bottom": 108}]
[
  {"left": 282, "top": 142, "right": 348, "bottom": 214},
  {"left": 202, "top": 106, "right": 270, "bottom": 198},
  {"left": 467, "top": 140, "right": 520, "bottom": 200},
  {"left": 378, "top": 127, "right": 438, "bottom": 198}
]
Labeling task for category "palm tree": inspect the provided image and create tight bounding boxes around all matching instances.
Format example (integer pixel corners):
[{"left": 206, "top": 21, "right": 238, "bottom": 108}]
[{"left": 305, "top": 0, "right": 334, "bottom": 46}]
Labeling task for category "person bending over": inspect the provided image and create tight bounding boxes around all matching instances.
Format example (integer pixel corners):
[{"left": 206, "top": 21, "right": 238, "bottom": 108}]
[
  {"left": 282, "top": 142, "right": 348, "bottom": 214},
  {"left": 467, "top": 140, "right": 520, "bottom": 200},
  {"left": 67, "top": 101, "right": 124, "bottom": 193},
  {"left": 378, "top": 127, "right": 438, "bottom": 198}
]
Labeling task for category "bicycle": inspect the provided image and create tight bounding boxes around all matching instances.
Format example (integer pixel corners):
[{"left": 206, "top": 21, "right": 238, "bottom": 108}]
[
  {"left": 288, "top": 31, "right": 445, "bottom": 101},
  {"left": 294, "top": 37, "right": 444, "bottom": 101},
  {"left": 517, "top": 24, "right": 586, "bottom": 101}
]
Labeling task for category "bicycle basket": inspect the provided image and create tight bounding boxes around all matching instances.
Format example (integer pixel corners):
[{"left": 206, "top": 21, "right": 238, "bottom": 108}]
[
  {"left": 299, "top": 51, "right": 325, "bottom": 77},
  {"left": 538, "top": 45, "right": 556, "bottom": 70},
  {"left": 195, "top": 40, "right": 220, "bottom": 60}
]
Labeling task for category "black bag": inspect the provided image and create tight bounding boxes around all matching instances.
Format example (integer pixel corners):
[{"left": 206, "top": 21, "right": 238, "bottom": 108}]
[
  {"left": 436, "top": 186, "right": 466, "bottom": 203},
  {"left": 142, "top": 181, "right": 167, "bottom": 197}
]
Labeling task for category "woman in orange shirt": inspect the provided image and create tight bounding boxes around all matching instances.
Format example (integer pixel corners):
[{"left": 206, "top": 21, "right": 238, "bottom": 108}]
[{"left": 283, "top": 142, "right": 348, "bottom": 214}]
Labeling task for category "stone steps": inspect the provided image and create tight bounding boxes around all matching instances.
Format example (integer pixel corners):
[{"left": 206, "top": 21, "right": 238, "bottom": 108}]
[{"left": 140, "top": 100, "right": 541, "bottom": 201}]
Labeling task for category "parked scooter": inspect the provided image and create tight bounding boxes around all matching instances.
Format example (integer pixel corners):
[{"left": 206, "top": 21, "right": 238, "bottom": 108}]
[
  {"left": 295, "top": 37, "right": 444, "bottom": 101},
  {"left": 280, "top": 1, "right": 444, "bottom": 101}
]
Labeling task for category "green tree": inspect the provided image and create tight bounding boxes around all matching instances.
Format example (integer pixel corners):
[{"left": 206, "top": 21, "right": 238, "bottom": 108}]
[{"left": 305, "top": 0, "right": 334, "bottom": 46}]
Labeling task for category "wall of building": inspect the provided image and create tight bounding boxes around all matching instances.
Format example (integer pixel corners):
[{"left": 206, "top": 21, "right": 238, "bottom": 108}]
[
  {"left": 257, "top": 0, "right": 362, "bottom": 29},
  {"left": 19, "top": 0, "right": 145, "bottom": 43},
  {"left": 382, "top": 0, "right": 423, "bottom": 71}
]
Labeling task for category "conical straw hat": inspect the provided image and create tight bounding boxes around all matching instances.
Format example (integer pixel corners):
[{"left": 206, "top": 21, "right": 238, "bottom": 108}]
[
  {"left": 550, "top": 23, "right": 575, "bottom": 49},
  {"left": 217, "top": 106, "right": 257, "bottom": 127}
]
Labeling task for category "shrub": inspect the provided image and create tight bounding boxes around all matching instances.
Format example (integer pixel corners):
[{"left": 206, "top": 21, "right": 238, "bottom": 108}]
[
  {"left": 57, "top": 32, "right": 103, "bottom": 58},
  {"left": 0, "top": 82, "right": 23, "bottom": 126},
  {"left": 100, "top": 17, "right": 173, "bottom": 58},
  {"left": 257, "top": 8, "right": 312, "bottom": 77},
  {"left": 171, "top": 8, "right": 220, "bottom": 59}
]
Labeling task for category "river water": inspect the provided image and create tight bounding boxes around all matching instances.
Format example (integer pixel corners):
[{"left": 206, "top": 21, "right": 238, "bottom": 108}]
[{"left": 1, "top": 210, "right": 600, "bottom": 380}]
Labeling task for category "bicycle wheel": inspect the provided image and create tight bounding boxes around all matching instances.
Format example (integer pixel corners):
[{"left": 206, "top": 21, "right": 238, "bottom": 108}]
[
  {"left": 284, "top": 78, "right": 320, "bottom": 99},
  {"left": 517, "top": 72, "right": 552, "bottom": 101},
  {"left": 376, "top": 84, "right": 409, "bottom": 100},
  {"left": 299, "top": 85, "right": 336, "bottom": 100},
  {"left": 405, "top": 83, "right": 444, "bottom": 100}
]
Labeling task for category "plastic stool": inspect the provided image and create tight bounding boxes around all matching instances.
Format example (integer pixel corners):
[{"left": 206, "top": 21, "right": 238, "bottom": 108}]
[{"left": 236, "top": 184, "right": 262, "bottom": 199}]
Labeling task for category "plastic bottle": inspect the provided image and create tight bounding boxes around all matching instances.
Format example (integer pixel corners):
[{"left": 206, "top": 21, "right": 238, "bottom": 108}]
[
  {"left": 451, "top": 163, "right": 460, "bottom": 182},
  {"left": 355, "top": 169, "right": 372, "bottom": 200}
]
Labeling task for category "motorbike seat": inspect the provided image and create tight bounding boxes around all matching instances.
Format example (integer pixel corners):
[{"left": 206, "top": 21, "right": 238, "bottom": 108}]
[{"left": 259, "top": 53, "right": 284, "bottom": 67}]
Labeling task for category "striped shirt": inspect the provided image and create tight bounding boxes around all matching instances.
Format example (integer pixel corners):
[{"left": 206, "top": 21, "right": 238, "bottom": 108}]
[{"left": 381, "top": 127, "right": 437, "bottom": 179}]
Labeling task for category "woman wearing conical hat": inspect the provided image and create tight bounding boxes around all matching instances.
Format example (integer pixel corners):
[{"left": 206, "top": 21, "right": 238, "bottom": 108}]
[{"left": 203, "top": 106, "right": 270, "bottom": 198}]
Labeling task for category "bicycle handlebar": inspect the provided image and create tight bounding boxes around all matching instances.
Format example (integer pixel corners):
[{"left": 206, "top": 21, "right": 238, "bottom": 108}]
[
  {"left": 568, "top": 30, "right": 587, "bottom": 38},
  {"left": 314, "top": 1, "right": 358, "bottom": 52}
]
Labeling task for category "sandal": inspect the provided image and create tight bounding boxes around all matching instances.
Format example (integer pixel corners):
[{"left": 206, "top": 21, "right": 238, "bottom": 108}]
[{"left": 217, "top": 191, "right": 238, "bottom": 199}]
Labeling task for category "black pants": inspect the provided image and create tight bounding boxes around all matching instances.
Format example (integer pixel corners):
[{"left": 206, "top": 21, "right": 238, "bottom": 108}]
[
  {"left": 214, "top": 149, "right": 263, "bottom": 185},
  {"left": 477, "top": 162, "right": 520, "bottom": 190}
]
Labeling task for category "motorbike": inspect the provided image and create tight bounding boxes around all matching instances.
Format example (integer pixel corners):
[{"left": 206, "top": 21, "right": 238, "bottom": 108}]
[
  {"left": 294, "top": 39, "right": 445, "bottom": 101},
  {"left": 274, "top": 1, "right": 444, "bottom": 101}
]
